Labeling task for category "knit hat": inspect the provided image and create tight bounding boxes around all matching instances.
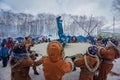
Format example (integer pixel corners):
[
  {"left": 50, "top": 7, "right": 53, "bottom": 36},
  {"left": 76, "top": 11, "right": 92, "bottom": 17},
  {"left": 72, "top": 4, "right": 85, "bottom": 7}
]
[
  {"left": 108, "top": 39, "right": 119, "bottom": 47},
  {"left": 87, "top": 46, "right": 98, "bottom": 57},
  {"left": 13, "top": 42, "right": 27, "bottom": 54},
  {"left": 47, "top": 41, "right": 64, "bottom": 62}
]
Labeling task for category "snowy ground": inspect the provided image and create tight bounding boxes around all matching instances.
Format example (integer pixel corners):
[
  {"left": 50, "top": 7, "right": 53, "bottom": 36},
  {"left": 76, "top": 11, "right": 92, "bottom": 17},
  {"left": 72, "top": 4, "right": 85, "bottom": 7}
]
[
  {"left": 0, "top": 58, "right": 120, "bottom": 80},
  {"left": 0, "top": 60, "right": 80, "bottom": 80}
]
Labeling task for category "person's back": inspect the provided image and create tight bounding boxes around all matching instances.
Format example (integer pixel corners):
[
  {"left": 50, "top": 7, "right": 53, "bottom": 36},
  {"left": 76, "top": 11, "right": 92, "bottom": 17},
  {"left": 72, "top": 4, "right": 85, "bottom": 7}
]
[
  {"left": 75, "top": 46, "right": 100, "bottom": 80},
  {"left": 97, "top": 39, "right": 119, "bottom": 80},
  {"left": 23, "top": 36, "right": 34, "bottom": 52},
  {"left": 10, "top": 43, "right": 33, "bottom": 80},
  {"left": 43, "top": 41, "right": 74, "bottom": 80},
  {"left": 43, "top": 58, "right": 72, "bottom": 80},
  {"left": 75, "top": 55, "right": 99, "bottom": 80},
  {"left": 1, "top": 46, "right": 9, "bottom": 57},
  {"left": 11, "top": 56, "right": 33, "bottom": 80},
  {"left": 10, "top": 42, "right": 45, "bottom": 80},
  {"left": 1, "top": 39, "right": 6, "bottom": 48},
  {"left": 1, "top": 45, "right": 9, "bottom": 67}
]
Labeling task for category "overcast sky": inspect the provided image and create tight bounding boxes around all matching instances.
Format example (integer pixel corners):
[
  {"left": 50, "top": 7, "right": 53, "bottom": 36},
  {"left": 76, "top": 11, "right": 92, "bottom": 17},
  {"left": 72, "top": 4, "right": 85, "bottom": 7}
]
[{"left": 0, "top": 0, "right": 116, "bottom": 22}]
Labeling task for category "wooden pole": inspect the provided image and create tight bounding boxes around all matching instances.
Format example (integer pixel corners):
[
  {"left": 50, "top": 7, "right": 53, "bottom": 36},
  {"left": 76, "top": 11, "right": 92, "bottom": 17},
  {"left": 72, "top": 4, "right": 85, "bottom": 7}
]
[{"left": 113, "top": 16, "right": 115, "bottom": 35}]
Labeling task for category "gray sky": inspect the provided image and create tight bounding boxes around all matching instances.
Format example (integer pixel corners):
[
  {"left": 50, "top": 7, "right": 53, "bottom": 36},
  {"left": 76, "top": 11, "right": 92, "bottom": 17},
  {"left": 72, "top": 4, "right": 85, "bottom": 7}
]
[{"left": 0, "top": 0, "right": 115, "bottom": 22}]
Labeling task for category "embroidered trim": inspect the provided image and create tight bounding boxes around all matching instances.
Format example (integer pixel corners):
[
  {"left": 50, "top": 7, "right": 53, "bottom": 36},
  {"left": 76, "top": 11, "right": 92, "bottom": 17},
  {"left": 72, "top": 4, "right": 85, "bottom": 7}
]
[{"left": 84, "top": 55, "right": 100, "bottom": 73}]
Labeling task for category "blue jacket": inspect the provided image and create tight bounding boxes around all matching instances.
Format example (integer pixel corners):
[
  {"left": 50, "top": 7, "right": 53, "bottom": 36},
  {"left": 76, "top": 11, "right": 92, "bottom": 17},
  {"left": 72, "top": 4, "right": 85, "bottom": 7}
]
[
  {"left": 0, "top": 48, "right": 2, "bottom": 57},
  {"left": 56, "top": 16, "right": 67, "bottom": 46},
  {"left": 1, "top": 47, "right": 9, "bottom": 57},
  {"left": 56, "top": 17, "right": 63, "bottom": 34}
]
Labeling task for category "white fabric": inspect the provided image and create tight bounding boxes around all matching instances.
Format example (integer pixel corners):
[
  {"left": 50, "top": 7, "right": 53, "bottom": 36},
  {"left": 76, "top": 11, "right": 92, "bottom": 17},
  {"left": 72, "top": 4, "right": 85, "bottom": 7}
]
[{"left": 65, "top": 57, "right": 74, "bottom": 71}]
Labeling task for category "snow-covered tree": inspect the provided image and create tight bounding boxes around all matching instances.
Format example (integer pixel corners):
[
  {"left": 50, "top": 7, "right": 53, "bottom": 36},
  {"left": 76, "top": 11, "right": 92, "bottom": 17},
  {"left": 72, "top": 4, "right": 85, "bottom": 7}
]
[{"left": 0, "top": 10, "right": 104, "bottom": 37}]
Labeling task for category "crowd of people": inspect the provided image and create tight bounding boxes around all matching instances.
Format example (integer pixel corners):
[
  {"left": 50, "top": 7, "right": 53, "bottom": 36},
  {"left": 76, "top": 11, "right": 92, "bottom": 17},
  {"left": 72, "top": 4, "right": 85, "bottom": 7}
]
[{"left": 0, "top": 35, "right": 120, "bottom": 80}]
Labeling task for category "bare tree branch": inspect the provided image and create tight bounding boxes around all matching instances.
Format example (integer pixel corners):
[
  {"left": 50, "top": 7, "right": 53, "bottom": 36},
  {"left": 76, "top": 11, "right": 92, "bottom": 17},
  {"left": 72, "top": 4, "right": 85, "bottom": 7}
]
[
  {"left": 70, "top": 16, "right": 89, "bottom": 34},
  {"left": 88, "top": 15, "right": 93, "bottom": 33}
]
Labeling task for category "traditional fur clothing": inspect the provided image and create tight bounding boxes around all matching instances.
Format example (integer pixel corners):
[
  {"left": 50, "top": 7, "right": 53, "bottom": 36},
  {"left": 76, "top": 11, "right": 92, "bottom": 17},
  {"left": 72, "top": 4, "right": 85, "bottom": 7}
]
[
  {"left": 29, "top": 51, "right": 39, "bottom": 75},
  {"left": 10, "top": 43, "right": 44, "bottom": 80},
  {"left": 10, "top": 56, "right": 33, "bottom": 80},
  {"left": 43, "top": 41, "right": 74, "bottom": 80},
  {"left": 23, "top": 39, "right": 34, "bottom": 48},
  {"left": 24, "top": 36, "right": 39, "bottom": 75},
  {"left": 97, "top": 39, "right": 119, "bottom": 80},
  {"left": 75, "top": 46, "right": 100, "bottom": 80},
  {"left": 23, "top": 36, "right": 34, "bottom": 52}
]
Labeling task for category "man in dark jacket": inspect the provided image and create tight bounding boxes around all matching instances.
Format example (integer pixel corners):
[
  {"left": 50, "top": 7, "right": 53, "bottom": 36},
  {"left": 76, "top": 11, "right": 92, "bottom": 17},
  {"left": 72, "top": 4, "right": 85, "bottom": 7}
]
[{"left": 1, "top": 44, "right": 9, "bottom": 67}]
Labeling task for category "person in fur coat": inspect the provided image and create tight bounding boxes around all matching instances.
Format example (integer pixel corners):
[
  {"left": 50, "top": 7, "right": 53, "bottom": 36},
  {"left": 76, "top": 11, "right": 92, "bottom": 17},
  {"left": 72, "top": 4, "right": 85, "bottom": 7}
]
[
  {"left": 74, "top": 46, "right": 100, "bottom": 80},
  {"left": 43, "top": 41, "right": 74, "bottom": 80},
  {"left": 23, "top": 35, "right": 34, "bottom": 52},
  {"left": 97, "top": 39, "right": 119, "bottom": 80},
  {"left": 10, "top": 43, "right": 45, "bottom": 80}
]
